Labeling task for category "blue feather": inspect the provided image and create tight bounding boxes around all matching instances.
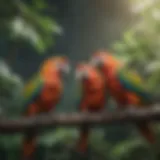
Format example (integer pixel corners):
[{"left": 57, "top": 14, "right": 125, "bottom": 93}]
[{"left": 23, "top": 74, "right": 44, "bottom": 112}]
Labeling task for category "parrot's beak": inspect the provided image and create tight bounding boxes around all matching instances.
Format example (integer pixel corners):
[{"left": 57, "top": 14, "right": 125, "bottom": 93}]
[
  {"left": 90, "top": 57, "right": 103, "bottom": 67},
  {"left": 59, "top": 63, "right": 71, "bottom": 75},
  {"left": 75, "top": 70, "right": 88, "bottom": 80}
]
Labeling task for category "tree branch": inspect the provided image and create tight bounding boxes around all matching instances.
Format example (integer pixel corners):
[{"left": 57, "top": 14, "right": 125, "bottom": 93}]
[{"left": 0, "top": 106, "right": 160, "bottom": 133}]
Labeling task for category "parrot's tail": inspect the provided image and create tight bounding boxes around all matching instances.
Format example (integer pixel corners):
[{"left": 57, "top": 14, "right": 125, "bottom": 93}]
[
  {"left": 22, "top": 104, "right": 39, "bottom": 159},
  {"left": 22, "top": 132, "right": 37, "bottom": 160},
  {"left": 137, "top": 123, "right": 155, "bottom": 144},
  {"left": 77, "top": 126, "right": 89, "bottom": 153}
]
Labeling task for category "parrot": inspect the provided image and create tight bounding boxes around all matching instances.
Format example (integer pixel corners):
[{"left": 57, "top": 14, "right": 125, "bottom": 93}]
[
  {"left": 22, "top": 56, "right": 70, "bottom": 159},
  {"left": 89, "top": 51, "right": 156, "bottom": 144},
  {"left": 75, "top": 62, "right": 106, "bottom": 154}
]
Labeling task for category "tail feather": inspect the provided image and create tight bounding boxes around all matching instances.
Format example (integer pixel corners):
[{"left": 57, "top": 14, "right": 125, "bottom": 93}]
[
  {"left": 22, "top": 133, "right": 37, "bottom": 159},
  {"left": 137, "top": 123, "right": 155, "bottom": 144},
  {"left": 77, "top": 126, "right": 89, "bottom": 153},
  {"left": 22, "top": 103, "right": 39, "bottom": 159}
]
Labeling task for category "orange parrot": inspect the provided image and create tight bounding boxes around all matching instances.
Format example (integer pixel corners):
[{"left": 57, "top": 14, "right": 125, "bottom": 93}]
[
  {"left": 90, "top": 51, "right": 156, "bottom": 144},
  {"left": 75, "top": 62, "right": 106, "bottom": 153},
  {"left": 22, "top": 56, "right": 70, "bottom": 159}
]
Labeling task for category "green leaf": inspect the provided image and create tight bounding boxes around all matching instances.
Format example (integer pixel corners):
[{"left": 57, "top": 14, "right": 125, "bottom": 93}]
[
  {"left": 32, "top": 0, "right": 48, "bottom": 10},
  {"left": 2, "top": 0, "right": 62, "bottom": 54}
]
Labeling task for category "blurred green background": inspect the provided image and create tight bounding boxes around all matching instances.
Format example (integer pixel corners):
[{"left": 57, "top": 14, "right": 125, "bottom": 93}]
[{"left": 0, "top": 0, "right": 160, "bottom": 159}]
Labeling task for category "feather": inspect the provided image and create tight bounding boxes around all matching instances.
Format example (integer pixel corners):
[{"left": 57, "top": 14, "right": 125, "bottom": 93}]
[
  {"left": 77, "top": 126, "right": 89, "bottom": 153},
  {"left": 23, "top": 74, "right": 44, "bottom": 111},
  {"left": 116, "top": 68, "right": 152, "bottom": 103}
]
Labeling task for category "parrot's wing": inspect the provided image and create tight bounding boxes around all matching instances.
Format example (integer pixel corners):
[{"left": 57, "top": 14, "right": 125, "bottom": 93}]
[
  {"left": 116, "top": 68, "right": 152, "bottom": 102},
  {"left": 23, "top": 74, "right": 45, "bottom": 110}
]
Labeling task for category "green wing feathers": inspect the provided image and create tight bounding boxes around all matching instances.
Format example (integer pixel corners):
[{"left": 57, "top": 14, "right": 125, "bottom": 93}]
[
  {"left": 117, "top": 68, "right": 152, "bottom": 103},
  {"left": 23, "top": 73, "right": 44, "bottom": 110}
]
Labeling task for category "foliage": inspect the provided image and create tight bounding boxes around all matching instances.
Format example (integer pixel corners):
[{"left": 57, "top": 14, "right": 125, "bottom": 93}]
[
  {"left": 0, "top": 127, "right": 159, "bottom": 160},
  {"left": 112, "top": 0, "right": 160, "bottom": 93},
  {"left": 0, "top": 0, "right": 62, "bottom": 53},
  {"left": 0, "top": 59, "right": 24, "bottom": 116}
]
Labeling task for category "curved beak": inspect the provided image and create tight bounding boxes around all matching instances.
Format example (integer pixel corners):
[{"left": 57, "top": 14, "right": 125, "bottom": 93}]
[
  {"left": 90, "top": 57, "right": 103, "bottom": 67},
  {"left": 75, "top": 70, "right": 88, "bottom": 80},
  {"left": 60, "top": 63, "right": 71, "bottom": 75}
]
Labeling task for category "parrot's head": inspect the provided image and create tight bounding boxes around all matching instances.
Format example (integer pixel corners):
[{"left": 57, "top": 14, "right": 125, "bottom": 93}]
[
  {"left": 75, "top": 62, "right": 100, "bottom": 85},
  {"left": 90, "top": 51, "right": 120, "bottom": 73},
  {"left": 41, "top": 56, "right": 71, "bottom": 77},
  {"left": 52, "top": 56, "right": 71, "bottom": 75}
]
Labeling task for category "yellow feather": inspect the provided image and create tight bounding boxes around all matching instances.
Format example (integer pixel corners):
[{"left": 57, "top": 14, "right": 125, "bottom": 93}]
[
  {"left": 23, "top": 74, "right": 42, "bottom": 99},
  {"left": 124, "top": 70, "right": 143, "bottom": 86}
]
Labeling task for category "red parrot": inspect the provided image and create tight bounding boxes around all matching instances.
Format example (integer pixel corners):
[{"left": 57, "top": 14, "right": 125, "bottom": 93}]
[
  {"left": 90, "top": 51, "right": 156, "bottom": 144},
  {"left": 22, "top": 56, "right": 70, "bottom": 159},
  {"left": 75, "top": 62, "right": 106, "bottom": 153}
]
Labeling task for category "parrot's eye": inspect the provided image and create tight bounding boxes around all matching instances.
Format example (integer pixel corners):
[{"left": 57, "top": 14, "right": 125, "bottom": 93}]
[
  {"left": 75, "top": 70, "right": 88, "bottom": 80},
  {"left": 90, "top": 56, "right": 104, "bottom": 67}
]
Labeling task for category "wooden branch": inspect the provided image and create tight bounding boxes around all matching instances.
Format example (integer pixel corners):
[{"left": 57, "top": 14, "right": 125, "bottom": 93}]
[{"left": 0, "top": 106, "right": 160, "bottom": 134}]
